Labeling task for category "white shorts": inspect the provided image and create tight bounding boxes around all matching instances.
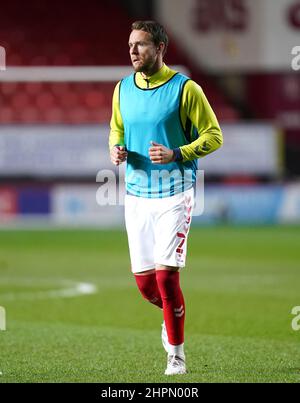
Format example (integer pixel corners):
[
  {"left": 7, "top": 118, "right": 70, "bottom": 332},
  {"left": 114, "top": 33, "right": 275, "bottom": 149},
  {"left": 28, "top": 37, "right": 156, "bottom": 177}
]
[{"left": 125, "top": 187, "right": 194, "bottom": 273}]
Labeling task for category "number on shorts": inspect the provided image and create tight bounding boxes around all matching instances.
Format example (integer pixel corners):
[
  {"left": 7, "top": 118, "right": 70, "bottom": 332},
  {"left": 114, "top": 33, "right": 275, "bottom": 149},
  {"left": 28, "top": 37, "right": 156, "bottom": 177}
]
[{"left": 176, "top": 232, "right": 186, "bottom": 254}]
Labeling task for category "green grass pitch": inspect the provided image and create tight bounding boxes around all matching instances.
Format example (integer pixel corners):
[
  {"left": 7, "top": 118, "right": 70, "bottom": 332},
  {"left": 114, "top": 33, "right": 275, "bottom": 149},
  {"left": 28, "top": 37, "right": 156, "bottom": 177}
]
[{"left": 0, "top": 226, "right": 300, "bottom": 383}]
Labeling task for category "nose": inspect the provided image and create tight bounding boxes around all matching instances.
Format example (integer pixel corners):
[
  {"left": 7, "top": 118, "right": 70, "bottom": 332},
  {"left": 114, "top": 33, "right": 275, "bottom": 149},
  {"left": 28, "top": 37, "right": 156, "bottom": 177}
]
[{"left": 130, "top": 44, "right": 138, "bottom": 55}]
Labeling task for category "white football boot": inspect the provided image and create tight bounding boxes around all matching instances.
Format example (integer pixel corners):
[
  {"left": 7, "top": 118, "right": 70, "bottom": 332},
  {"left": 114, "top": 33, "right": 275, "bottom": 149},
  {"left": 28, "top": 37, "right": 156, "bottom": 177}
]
[{"left": 164, "top": 354, "right": 187, "bottom": 375}]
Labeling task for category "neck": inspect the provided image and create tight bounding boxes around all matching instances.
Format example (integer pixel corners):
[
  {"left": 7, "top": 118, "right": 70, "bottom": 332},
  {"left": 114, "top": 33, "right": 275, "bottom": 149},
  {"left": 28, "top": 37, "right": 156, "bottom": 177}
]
[{"left": 141, "top": 60, "right": 164, "bottom": 78}]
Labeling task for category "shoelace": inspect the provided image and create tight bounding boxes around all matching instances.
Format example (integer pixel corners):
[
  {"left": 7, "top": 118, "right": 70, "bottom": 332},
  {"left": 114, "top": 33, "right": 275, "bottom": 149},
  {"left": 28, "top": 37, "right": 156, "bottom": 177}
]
[{"left": 168, "top": 355, "right": 184, "bottom": 367}]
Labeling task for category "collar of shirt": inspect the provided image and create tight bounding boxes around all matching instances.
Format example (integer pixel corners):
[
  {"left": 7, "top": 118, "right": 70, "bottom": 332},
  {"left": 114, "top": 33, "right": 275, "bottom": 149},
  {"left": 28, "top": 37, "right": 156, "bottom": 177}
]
[{"left": 135, "top": 64, "right": 177, "bottom": 89}]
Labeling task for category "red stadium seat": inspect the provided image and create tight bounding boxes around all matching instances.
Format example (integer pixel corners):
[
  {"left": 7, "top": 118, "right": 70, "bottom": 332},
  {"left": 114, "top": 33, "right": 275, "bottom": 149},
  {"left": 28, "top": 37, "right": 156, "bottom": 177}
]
[{"left": 0, "top": 0, "right": 240, "bottom": 124}]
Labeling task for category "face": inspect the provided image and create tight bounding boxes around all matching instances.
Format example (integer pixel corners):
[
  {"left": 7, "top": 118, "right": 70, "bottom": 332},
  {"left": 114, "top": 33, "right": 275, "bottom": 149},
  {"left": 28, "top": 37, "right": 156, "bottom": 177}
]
[{"left": 129, "top": 30, "right": 162, "bottom": 75}]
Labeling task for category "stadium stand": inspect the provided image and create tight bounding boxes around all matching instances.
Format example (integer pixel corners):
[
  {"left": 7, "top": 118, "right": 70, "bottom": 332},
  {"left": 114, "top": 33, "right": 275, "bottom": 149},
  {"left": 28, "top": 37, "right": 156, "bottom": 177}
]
[{"left": 0, "top": 0, "right": 240, "bottom": 124}]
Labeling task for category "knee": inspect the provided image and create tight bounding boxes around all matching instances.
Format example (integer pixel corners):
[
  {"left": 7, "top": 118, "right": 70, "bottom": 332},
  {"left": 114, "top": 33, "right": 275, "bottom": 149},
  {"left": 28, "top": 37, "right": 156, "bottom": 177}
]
[
  {"left": 134, "top": 272, "right": 156, "bottom": 300},
  {"left": 156, "top": 270, "right": 180, "bottom": 299}
]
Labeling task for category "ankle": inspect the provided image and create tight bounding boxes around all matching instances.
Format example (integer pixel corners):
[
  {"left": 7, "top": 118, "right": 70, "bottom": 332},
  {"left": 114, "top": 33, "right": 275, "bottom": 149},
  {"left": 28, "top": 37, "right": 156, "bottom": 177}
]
[{"left": 168, "top": 343, "right": 185, "bottom": 360}]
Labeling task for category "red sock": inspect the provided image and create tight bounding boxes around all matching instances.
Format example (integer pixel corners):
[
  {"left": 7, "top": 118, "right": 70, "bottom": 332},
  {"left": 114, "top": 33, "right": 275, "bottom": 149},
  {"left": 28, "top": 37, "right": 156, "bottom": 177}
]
[
  {"left": 156, "top": 270, "right": 185, "bottom": 346},
  {"left": 134, "top": 273, "right": 163, "bottom": 309}
]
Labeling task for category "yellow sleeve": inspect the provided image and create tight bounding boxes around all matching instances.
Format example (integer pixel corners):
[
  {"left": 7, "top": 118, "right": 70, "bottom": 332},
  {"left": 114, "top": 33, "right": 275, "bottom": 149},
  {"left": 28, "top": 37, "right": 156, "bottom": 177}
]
[
  {"left": 109, "top": 81, "right": 125, "bottom": 150},
  {"left": 178, "top": 80, "right": 223, "bottom": 162}
]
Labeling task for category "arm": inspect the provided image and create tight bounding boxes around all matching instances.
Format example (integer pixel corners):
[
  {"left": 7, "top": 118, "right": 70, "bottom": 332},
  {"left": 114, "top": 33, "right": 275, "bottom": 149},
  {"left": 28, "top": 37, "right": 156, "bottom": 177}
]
[
  {"left": 174, "top": 80, "right": 223, "bottom": 162},
  {"left": 109, "top": 82, "right": 127, "bottom": 165}
]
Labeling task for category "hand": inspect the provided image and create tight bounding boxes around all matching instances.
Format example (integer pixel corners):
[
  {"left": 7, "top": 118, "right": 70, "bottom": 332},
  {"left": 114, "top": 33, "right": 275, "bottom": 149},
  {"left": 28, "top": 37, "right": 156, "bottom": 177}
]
[
  {"left": 110, "top": 145, "right": 128, "bottom": 166},
  {"left": 149, "top": 141, "right": 175, "bottom": 164}
]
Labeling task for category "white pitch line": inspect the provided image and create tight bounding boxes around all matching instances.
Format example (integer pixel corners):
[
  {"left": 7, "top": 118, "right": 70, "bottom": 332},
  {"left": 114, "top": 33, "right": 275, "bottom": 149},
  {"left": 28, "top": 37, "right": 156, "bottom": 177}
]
[{"left": 0, "top": 282, "right": 97, "bottom": 302}]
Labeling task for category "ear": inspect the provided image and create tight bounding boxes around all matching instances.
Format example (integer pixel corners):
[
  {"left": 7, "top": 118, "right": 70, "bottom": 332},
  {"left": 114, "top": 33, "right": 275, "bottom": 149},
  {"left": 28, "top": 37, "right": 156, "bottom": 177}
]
[{"left": 157, "top": 42, "right": 165, "bottom": 54}]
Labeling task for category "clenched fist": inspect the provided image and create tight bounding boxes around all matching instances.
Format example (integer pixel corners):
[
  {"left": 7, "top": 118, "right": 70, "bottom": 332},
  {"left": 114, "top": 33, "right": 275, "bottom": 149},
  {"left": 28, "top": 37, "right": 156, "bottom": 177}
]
[
  {"left": 149, "top": 141, "right": 175, "bottom": 164},
  {"left": 110, "top": 145, "right": 128, "bottom": 166}
]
